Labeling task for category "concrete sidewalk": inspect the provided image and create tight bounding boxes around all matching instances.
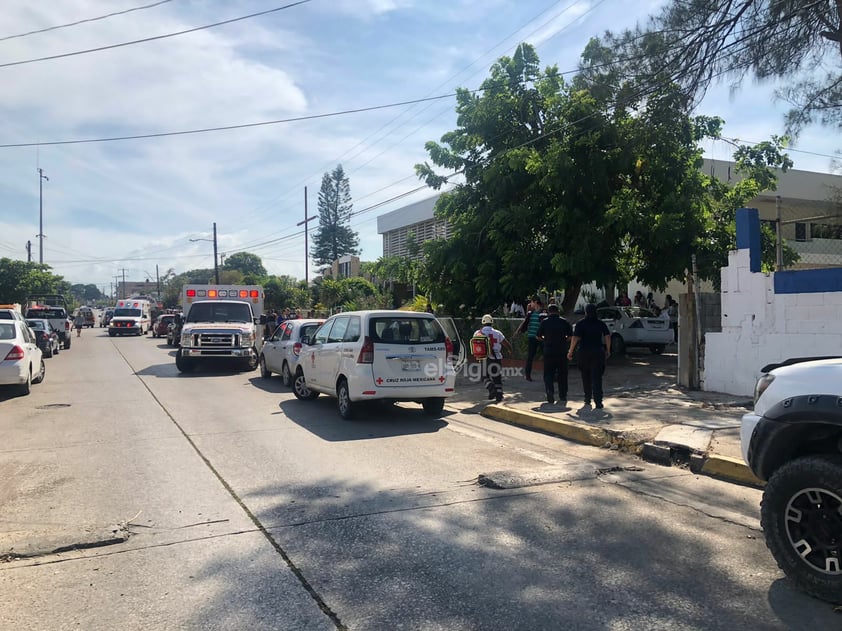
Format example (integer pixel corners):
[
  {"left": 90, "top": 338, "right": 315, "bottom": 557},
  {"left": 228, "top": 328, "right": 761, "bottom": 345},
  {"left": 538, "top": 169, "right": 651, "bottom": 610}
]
[{"left": 445, "top": 354, "right": 763, "bottom": 488}]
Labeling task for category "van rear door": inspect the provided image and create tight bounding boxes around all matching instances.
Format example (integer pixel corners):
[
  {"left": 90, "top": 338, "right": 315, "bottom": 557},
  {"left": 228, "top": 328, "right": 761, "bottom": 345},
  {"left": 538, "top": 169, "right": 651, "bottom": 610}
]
[{"left": 369, "top": 315, "right": 447, "bottom": 389}]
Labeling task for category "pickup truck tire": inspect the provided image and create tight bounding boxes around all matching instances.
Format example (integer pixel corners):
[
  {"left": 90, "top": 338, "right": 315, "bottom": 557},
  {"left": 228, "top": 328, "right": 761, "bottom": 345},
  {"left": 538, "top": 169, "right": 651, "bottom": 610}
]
[
  {"left": 760, "top": 454, "right": 842, "bottom": 603},
  {"left": 175, "top": 351, "right": 195, "bottom": 373},
  {"left": 63, "top": 337, "right": 71, "bottom": 349}
]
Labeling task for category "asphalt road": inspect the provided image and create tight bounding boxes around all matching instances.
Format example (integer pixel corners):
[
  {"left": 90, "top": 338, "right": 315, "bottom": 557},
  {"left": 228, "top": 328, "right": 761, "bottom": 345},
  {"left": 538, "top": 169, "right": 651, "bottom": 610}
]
[{"left": 0, "top": 330, "right": 836, "bottom": 630}]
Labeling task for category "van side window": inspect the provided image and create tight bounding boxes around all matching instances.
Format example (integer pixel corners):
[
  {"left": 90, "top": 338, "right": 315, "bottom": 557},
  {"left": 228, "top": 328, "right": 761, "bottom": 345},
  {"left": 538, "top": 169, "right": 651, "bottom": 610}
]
[
  {"left": 314, "top": 320, "right": 333, "bottom": 344},
  {"left": 327, "top": 317, "right": 350, "bottom": 343},
  {"left": 344, "top": 316, "right": 361, "bottom": 342}
]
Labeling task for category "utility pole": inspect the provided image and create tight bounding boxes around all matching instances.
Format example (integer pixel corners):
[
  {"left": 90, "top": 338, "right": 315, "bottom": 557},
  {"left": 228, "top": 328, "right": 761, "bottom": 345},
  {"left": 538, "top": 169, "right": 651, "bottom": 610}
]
[
  {"left": 37, "top": 168, "right": 48, "bottom": 263},
  {"left": 26, "top": 240, "right": 32, "bottom": 262},
  {"left": 156, "top": 264, "right": 160, "bottom": 298},
  {"left": 113, "top": 276, "right": 121, "bottom": 300},
  {"left": 296, "top": 186, "right": 316, "bottom": 285},
  {"left": 213, "top": 222, "right": 219, "bottom": 284}
]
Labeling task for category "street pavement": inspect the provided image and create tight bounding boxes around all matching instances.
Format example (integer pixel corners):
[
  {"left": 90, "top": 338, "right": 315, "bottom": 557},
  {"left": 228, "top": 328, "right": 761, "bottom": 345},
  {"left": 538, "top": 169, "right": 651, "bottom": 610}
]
[{"left": 445, "top": 348, "right": 761, "bottom": 487}]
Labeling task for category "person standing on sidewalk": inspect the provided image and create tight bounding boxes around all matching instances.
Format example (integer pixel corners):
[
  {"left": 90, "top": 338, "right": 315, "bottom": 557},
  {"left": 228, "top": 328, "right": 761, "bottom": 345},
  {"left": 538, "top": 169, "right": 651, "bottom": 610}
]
[
  {"left": 567, "top": 303, "right": 610, "bottom": 409},
  {"left": 536, "top": 304, "right": 573, "bottom": 405},
  {"left": 474, "top": 314, "right": 512, "bottom": 403},
  {"left": 517, "top": 297, "right": 547, "bottom": 382}
]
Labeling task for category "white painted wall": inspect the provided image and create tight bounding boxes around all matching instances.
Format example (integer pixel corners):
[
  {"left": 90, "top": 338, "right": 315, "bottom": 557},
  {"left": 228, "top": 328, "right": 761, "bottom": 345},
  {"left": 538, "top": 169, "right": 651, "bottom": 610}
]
[{"left": 703, "top": 249, "right": 842, "bottom": 396}]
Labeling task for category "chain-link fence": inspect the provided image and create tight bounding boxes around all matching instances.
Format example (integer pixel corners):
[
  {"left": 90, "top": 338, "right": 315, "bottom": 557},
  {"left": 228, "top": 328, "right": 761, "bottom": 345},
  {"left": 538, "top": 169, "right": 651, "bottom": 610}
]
[{"left": 762, "top": 197, "right": 842, "bottom": 270}]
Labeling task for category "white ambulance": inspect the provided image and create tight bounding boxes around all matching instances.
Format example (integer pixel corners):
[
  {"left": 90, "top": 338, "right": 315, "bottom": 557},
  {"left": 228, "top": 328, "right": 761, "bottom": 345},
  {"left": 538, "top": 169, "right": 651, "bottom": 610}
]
[
  {"left": 175, "top": 285, "right": 265, "bottom": 373},
  {"left": 108, "top": 298, "right": 153, "bottom": 336}
]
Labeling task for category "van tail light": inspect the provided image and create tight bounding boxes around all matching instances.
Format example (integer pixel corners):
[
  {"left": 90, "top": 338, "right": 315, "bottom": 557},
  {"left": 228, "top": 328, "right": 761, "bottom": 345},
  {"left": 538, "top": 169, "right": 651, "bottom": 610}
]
[
  {"left": 357, "top": 336, "right": 374, "bottom": 364},
  {"left": 445, "top": 336, "right": 454, "bottom": 357},
  {"left": 292, "top": 342, "right": 302, "bottom": 356},
  {"left": 4, "top": 345, "right": 25, "bottom": 361}
]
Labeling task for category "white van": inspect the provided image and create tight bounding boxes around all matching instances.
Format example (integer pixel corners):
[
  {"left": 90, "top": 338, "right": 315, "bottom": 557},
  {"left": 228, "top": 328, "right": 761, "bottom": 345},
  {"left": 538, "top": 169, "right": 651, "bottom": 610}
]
[
  {"left": 108, "top": 298, "right": 153, "bottom": 336},
  {"left": 293, "top": 310, "right": 460, "bottom": 419}
]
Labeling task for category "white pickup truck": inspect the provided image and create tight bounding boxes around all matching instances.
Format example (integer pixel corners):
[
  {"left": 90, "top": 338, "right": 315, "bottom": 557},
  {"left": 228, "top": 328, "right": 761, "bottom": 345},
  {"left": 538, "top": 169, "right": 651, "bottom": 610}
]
[
  {"left": 741, "top": 356, "right": 842, "bottom": 603},
  {"left": 175, "top": 285, "right": 265, "bottom": 373},
  {"left": 24, "top": 295, "right": 72, "bottom": 349}
]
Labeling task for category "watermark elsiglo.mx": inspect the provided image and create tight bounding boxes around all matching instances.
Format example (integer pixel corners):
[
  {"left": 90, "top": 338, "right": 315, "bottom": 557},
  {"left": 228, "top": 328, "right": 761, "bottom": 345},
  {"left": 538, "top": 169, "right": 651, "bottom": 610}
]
[{"left": 423, "top": 358, "right": 523, "bottom": 381}]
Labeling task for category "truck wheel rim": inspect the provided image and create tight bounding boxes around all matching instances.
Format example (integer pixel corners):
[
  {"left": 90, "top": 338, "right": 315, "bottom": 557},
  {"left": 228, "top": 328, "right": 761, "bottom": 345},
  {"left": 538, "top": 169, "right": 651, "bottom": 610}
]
[{"left": 785, "top": 487, "right": 842, "bottom": 575}]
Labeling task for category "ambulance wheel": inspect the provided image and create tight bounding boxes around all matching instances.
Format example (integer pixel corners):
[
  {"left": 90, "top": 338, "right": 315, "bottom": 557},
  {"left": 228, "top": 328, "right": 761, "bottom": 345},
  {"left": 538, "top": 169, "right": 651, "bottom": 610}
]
[{"left": 176, "top": 351, "right": 195, "bottom": 373}]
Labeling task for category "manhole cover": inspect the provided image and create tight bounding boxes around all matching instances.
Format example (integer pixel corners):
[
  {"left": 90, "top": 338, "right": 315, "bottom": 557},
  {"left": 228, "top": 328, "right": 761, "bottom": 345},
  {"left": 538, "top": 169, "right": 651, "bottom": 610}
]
[{"left": 35, "top": 404, "right": 72, "bottom": 409}]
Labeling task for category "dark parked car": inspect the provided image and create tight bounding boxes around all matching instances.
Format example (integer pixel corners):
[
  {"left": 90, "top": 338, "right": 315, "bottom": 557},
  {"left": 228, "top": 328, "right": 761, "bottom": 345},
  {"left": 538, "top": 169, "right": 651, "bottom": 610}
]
[
  {"left": 25, "top": 319, "right": 61, "bottom": 358},
  {"left": 152, "top": 314, "right": 176, "bottom": 338}
]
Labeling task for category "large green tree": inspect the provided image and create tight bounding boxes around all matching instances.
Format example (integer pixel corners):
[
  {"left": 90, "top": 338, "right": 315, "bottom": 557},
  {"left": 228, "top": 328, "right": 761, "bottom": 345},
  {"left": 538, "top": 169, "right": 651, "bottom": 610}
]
[
  {"left": 416, "top": 44, "right": 723, "bottom": 314},
  {"left": 311, "top": 164, "right": 359, "bottom": 266},
  {"left": 222, "top": 252, "right": 267, "bottom": 280},
  {"left": 0, "top": 259, "right": 69, "bottom": 304},
  {"left": 592, "top": 1, "right": 842, "bottom": 137}
]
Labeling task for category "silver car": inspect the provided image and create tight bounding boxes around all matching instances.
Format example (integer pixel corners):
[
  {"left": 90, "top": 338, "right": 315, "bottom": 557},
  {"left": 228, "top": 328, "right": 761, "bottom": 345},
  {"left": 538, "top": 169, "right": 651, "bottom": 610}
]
[
  {"left": 259, "top": 318, "right": 324, "bottom": 387},
  {"left": 596, "top": 306, "right": 673, "bottom": 355}
]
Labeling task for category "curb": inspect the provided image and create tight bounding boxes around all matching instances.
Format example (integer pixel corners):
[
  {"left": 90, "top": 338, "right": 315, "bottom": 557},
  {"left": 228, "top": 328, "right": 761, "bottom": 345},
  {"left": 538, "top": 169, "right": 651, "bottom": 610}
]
[
  {"left": 481, "top": 404, "right": 635, "bottom": 451},
  {"left": 700, "top": 454, "right": 765, "bottom": 487},
  {"left": 481, "top": 404, "right": 765, "bottom": 488}
]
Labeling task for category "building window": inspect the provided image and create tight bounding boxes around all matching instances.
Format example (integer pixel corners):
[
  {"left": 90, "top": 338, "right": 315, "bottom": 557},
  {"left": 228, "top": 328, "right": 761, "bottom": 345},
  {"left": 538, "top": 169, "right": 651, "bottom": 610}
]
[
  {"left": 811, "top": 223, "right": 842, "bottom": 239},
  {"left": 795, "top": 222, "right": 807, "bottom": 241}
]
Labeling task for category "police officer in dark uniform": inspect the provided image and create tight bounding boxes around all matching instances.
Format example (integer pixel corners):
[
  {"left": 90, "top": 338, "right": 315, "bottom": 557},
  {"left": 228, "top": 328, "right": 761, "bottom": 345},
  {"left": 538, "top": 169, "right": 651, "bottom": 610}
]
[
  {"left": 536, "top": 304, "right": 573, "bottom": 405},
  {"left": 567, "top": 303, "right": 611, "bottom": 409}
]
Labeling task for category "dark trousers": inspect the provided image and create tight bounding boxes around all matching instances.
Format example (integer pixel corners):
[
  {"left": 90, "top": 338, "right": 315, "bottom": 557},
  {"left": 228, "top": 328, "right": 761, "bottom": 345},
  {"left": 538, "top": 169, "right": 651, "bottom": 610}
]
[
  {"left": 525, "top": 337, "right": 542, "bottom": 378},
  {"left": 577, "top": 349, "right": 605, "bottom": 405},
  {"left": 482, "top": 357, "right": 503, "bottom": 401},
  {"left": 543, "top": 354, "right": 568, "bottom": 402}
]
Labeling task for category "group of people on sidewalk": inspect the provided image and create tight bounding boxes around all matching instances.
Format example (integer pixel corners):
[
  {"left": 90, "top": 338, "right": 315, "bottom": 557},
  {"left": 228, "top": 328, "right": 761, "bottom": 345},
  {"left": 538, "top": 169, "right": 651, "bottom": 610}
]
[{"left": 472, "top": 297, "right": 611, "bottom": 409}]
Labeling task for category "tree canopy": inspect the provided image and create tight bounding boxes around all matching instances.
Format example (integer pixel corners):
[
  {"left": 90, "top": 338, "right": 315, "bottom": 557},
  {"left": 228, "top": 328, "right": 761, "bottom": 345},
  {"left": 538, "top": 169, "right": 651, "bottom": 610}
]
[
  {"left": 311, "top": 164, "right": 359, "bottom": 267},
  {"left": 0, "top": 258, "right": 70, "bottom": 305},
  {"left": 592, "top": 1, "right": 842, "bottom": 137},
  {"left": 415, "top": 43, "right": 792, "bottom": 315},
  {"left": 223, "top": 252, "right": 267, "bottom": 279}
]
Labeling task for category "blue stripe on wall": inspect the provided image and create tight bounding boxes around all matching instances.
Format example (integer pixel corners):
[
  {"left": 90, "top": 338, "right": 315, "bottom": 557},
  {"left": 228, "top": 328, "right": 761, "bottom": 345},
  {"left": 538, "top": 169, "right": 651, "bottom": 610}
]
[
  {"left": 736, "top": 208, "right": 761, "bottom": 272},
  {"left": 775, "top": 268, "right": 842, "bottom": 294}
]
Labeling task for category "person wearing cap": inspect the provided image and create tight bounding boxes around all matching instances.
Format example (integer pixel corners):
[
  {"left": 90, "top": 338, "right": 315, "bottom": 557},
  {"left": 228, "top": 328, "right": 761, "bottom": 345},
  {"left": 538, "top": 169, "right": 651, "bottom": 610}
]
[
  {"left": 567, "top": 303, "right": 611, "bottom": 409},
  {"left": 536, "top": 304, "right": 573, "bottom": 405},
  {"left": 474, "top": 314, "right": 512, "bottom": 403},
  {"left": 516, "top": 296, "right": 548, "bottom": 381}
]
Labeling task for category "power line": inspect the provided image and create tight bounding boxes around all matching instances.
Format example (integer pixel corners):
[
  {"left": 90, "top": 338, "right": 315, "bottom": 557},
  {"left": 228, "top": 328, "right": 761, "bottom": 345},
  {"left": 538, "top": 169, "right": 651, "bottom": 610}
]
[
  {"left": 0, "top": 93, "right": 458, "bottom": 148},
  {"left": 0, "top": 0, "right": 312, "bottom": 70},
  {"left": 0, "top": 0, "right": 175, "bottom": 42}
]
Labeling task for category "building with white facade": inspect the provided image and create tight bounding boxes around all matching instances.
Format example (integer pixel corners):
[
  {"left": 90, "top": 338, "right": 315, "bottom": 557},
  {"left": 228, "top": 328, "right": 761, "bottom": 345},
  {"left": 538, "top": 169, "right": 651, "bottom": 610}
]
[{"left": 376, "top": 194, "right": 452, "bottom": 260}]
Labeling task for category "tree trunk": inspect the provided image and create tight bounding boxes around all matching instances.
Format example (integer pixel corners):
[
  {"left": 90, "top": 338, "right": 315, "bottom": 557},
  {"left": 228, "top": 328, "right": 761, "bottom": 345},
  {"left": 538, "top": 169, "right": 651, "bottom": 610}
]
[{"left": 561, "top": 281, "right": 582, "bottom": 315}]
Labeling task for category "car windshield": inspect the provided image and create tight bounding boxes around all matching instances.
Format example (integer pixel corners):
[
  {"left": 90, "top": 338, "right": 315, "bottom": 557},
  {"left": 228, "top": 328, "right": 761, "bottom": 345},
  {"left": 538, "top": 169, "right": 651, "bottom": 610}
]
[
  {"left": 623, "top": 307, "right": 656, "bottom": 318},
  {"left": 369, "top": 316, "right": 445, "bottom": 344},
  {"left": 114, "top": 308, "right": 141, "bottom": 317},
  {"left": 0, "top": 323, "right": 15, "bottom": 340},
  {"left": 186, "top": 302, "right": 252, "bottom": 323}
]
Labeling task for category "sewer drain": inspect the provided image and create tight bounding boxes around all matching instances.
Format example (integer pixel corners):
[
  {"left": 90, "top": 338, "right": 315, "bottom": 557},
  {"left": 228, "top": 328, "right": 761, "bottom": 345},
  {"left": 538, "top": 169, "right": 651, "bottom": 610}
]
[{"left": 35, "top": 403, "right": 71, "bottom": 409}]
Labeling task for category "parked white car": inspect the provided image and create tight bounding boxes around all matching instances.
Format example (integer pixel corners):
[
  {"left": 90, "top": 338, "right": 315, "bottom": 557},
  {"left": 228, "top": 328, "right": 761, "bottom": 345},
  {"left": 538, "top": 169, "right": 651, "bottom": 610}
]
[
  {"left": 0, "top": 320, "right": 45, "bottom": 396},
  {"left": 597, "top": 306, "right": 672, "bottom": 355},
  {"left": 260, "top": 318, "right": 324, "bottom": 386},
  {"left": 293, "top": 310, "right": 459, "bottom": 419}
]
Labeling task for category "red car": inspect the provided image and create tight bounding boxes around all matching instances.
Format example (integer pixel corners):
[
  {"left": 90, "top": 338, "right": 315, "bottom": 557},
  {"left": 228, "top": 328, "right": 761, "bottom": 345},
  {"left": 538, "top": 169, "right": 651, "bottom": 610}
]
[{"left": 151, "top": 314, "right": 176, "bottom": 338}]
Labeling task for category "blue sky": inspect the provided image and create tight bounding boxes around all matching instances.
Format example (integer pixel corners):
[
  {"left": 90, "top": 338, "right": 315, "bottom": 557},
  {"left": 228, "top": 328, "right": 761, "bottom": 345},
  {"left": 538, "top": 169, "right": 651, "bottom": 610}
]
[{"left": 0, "top": 0, "right": 839, "bottom": 292}]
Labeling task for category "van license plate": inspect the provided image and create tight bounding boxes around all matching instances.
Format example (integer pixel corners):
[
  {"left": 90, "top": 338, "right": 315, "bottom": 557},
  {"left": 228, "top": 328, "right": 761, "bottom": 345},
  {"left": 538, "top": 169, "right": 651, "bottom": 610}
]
[{"left": 401, "top": 359, "right": 420, "bottom": 371}]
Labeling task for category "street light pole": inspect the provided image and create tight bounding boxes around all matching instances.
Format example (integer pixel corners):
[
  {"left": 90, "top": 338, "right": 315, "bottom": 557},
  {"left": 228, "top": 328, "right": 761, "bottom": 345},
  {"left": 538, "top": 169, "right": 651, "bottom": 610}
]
[
  {"left": 189, "top": 223, "right": 219, "bottom": 284},
  {"left": 296, "top": 187, "right": 316, "bottom": 285},
  {"left": 213, "top": 222, "right": 219, "bottom": 284},
  {"left": 38, "top": 168, "right": 49, "bottom": 263}
]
